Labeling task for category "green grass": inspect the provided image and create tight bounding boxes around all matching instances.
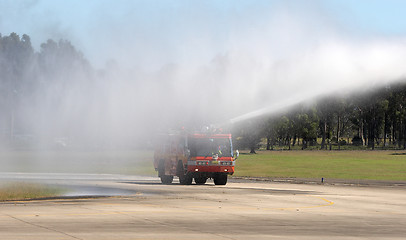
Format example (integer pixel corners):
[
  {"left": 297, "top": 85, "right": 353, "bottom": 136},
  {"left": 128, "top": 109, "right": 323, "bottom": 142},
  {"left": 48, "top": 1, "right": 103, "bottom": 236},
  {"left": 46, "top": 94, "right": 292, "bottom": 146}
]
[
  {"left": 235, "top": 150, "right": 406, "bottom": 181},
  {"left": 2, "top": 150, "right": 406, "bottom": 181},
  {"left": 0, "top": 150, "right": 155, "bottom": 200},
  {"left": 0, "top": 150, "right": 156, "bottom": 175},
  {"left": 0, "top": 182, "right": 65, "bottom": 201}
]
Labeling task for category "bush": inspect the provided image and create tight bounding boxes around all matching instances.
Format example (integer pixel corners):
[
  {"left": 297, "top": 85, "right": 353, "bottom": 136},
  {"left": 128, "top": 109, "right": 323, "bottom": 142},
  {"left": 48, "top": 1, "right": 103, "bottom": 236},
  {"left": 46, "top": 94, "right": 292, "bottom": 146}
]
[
  {"left": 339, "top": 139, "right": 347, "bottom": 146},
  {"left": 352, "top": 136, "right": 363, "bottom": 146}
]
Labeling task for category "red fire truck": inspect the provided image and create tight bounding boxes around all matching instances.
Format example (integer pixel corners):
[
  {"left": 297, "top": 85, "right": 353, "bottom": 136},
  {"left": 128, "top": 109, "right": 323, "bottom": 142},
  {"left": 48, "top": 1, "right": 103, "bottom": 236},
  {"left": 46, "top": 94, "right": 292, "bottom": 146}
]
[{"left": 153, "top": 130, "right": 238, "bottom": 185}]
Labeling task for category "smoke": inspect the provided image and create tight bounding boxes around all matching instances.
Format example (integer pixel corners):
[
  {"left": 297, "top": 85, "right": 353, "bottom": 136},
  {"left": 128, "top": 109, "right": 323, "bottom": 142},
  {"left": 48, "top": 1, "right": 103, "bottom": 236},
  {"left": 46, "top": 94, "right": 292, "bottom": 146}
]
[{"left": 2, "top": 0, "right": 406, "bottom": 151}]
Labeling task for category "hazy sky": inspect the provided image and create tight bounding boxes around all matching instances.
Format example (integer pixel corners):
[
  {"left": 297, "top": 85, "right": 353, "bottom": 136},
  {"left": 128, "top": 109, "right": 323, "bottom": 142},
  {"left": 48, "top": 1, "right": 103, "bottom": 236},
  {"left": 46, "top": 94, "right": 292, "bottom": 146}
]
[
  {"left": 2, "top": 0, "right": 406, "bottom": 127},
  {"left": 1, "top": 0, "right": 406, "bottom": 70}
]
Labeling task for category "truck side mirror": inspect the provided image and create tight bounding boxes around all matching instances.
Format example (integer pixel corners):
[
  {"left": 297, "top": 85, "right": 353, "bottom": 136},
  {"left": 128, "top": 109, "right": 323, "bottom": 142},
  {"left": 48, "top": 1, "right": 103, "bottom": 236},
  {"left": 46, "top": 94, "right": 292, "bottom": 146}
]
[{"left": 235, "top": 150, "right": 239, "bottom": 160}]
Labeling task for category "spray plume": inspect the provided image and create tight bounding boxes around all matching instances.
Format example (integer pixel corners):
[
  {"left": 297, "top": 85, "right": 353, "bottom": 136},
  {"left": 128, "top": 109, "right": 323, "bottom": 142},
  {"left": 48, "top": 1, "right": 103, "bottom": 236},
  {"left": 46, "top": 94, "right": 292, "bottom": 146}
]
[{"left": 1, "top": 1, "right": 406, "bottom": 149}]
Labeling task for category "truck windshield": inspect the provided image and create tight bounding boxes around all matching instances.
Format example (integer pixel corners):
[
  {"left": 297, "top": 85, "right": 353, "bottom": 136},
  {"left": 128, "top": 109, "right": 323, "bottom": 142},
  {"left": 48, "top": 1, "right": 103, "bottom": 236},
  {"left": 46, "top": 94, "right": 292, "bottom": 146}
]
[{"left": 189, "top": 137, "right": 233, "bottom": 157}]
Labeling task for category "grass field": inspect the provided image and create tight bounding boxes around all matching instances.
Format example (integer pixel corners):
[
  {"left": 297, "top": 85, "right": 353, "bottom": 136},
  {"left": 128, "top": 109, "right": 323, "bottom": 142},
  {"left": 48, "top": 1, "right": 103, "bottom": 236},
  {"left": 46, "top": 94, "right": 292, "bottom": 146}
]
[
  {"left": 234, "top": 150, "right": 406, "bottom": 181},
  {"left": 0, "top": 150, "right": 155, "bottom": 175},
  {"left": 0, "top": 150, "right": 154, "bottom": 201},
  {"left": 0, "top": 182, "right": 65, "bottom": 201},
  {"left": 1, "top": 149, "right": 405, "bottom": 201},
  {"left": 1, "top": 150, "right": 405, "bottom": 181}
]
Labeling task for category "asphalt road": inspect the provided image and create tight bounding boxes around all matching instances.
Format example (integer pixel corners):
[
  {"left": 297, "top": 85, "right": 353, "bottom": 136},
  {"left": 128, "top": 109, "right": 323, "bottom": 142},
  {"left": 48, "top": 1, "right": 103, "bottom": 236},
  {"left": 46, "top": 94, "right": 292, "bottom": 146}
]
[{"left": 1, "top": 173, "right": 406, "bottom": 239}]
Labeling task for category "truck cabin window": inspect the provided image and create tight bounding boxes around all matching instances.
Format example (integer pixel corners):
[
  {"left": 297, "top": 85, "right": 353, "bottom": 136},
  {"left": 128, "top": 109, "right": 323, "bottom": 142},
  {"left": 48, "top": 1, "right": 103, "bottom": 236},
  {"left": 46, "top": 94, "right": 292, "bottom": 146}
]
[{"left": 189, "top": 138, "right": 233, "bottom": 157}]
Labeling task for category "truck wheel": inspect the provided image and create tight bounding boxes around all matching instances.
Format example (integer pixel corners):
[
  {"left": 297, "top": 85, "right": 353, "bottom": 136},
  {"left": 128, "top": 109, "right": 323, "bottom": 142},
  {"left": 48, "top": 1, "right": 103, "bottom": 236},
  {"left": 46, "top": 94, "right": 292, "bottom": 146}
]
[
  {"left": 158, "top": 160, "right": 165, "bottom": 177},
  {"left": 194, "top": 176, "right": 207, "bottom": 185},
  {"left": 160, "top": 175, "right": 174, "bottom": 184},
  {"left": 158, "top": 160, "right": 173, "bottom": 184},
  {"left": 177, "top": 161, "right": 191, "bottom": 185},
  {"left": 214, "top": 173, "right": 227, "bottom": 185},
  {"left": 180, "top": 172, "right": 193, "bottom": 185},
  {"left": 177, "top": 161, "right": 185, "bottom": 184}
]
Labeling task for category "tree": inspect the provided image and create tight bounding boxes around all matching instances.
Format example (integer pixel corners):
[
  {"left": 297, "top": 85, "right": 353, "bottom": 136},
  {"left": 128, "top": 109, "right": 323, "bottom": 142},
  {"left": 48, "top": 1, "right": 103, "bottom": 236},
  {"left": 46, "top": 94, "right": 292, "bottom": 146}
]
[
  {"left": 317, "top": 99, "right": 334, "bottom": 150},
  {"left": 275, "top": 115, "right": 293, "bottom": 149},
  {"left": 293, "top": 106, "right": 319, "bottom": 149},
  {"left": 0, "top": 33, "right": 35, "bottom": 142},
  {"left": 232, "top": 119, "right": 264, "bottom": 153},
  {"left": 264, "top": 118, "right": 277, "bottom": 150},
  {"left": 0, "top": 33, "right": 95, "bottom": 148},
  {"left": 36, "top": 39, "right": 94, "bottom": 140}
]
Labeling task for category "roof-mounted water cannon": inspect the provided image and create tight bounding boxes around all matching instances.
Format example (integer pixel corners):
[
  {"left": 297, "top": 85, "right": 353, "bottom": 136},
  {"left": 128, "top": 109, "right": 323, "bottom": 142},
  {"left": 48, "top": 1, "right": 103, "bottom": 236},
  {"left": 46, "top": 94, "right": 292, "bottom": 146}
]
[
  {"left": 201, "top": 126, "right": 210, "bottom": 133},
  {"left": 200, "top": 125, "right": 224, "bottom": 134}
]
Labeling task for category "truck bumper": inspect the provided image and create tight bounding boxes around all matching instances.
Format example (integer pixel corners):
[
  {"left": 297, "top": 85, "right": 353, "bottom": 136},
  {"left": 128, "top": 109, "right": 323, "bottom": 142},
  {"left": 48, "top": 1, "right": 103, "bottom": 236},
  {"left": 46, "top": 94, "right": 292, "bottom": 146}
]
[{"left": 187, "top": 165, "right": 234, "bottom": 175}]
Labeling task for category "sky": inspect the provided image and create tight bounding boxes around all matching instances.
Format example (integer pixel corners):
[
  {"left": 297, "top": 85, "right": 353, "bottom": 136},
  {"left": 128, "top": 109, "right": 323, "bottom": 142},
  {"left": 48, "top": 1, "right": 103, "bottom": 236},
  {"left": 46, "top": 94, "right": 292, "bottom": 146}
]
[
  {"left": 1, "top": 0, "right": 406, "bottom": 70},
  {"left": 326, "top": 0, "right": 406, "bottom": 35}
]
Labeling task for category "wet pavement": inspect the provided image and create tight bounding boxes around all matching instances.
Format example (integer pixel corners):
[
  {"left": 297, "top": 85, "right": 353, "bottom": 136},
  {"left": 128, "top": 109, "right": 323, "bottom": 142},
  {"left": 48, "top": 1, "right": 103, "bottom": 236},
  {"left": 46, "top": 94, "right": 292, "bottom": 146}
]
[{"left": 0, "top": 173, "right": 405, "bottom": 239}]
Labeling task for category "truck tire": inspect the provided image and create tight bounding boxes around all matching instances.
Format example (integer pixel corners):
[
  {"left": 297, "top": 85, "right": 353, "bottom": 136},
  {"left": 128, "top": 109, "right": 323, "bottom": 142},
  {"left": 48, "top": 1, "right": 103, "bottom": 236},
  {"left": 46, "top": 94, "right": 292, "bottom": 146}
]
[
  {"left": 213, "top": 173, "right": 227, "bottom": 185},
  {"left": 177, "top": 161, "right": 191, "bottom": 185},
  {"left": 194, "top": 176, "right": 207, "bottom": 185},
  {"left": 180, "top": 172, "right": 193, "bottom": 185},
  {"left": 160, "top": 175, "right": 174, "bottom": 184},
  {"left": 177, "top": 161, "right": 185, "bottom": 181},
  {"left": 158, "top": 160, "right": 173, "bottom": 184}
]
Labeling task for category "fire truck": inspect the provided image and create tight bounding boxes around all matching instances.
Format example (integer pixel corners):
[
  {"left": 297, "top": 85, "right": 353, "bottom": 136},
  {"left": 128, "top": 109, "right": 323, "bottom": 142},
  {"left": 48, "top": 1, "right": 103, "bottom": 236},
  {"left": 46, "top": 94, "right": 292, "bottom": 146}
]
[{"left": 153, "top": 130, "right": 238, "bottom": 185}]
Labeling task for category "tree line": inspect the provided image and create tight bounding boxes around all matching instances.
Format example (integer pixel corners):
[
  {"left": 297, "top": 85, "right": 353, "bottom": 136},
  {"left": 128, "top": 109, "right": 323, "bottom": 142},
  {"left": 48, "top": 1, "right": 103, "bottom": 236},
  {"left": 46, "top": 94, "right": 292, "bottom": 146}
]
[
  {"left": 232, "top": 83, "right": 406, "bottom": 152},
  {"left": 0, "top": 32, "right": 94, "bottom": 147}
]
